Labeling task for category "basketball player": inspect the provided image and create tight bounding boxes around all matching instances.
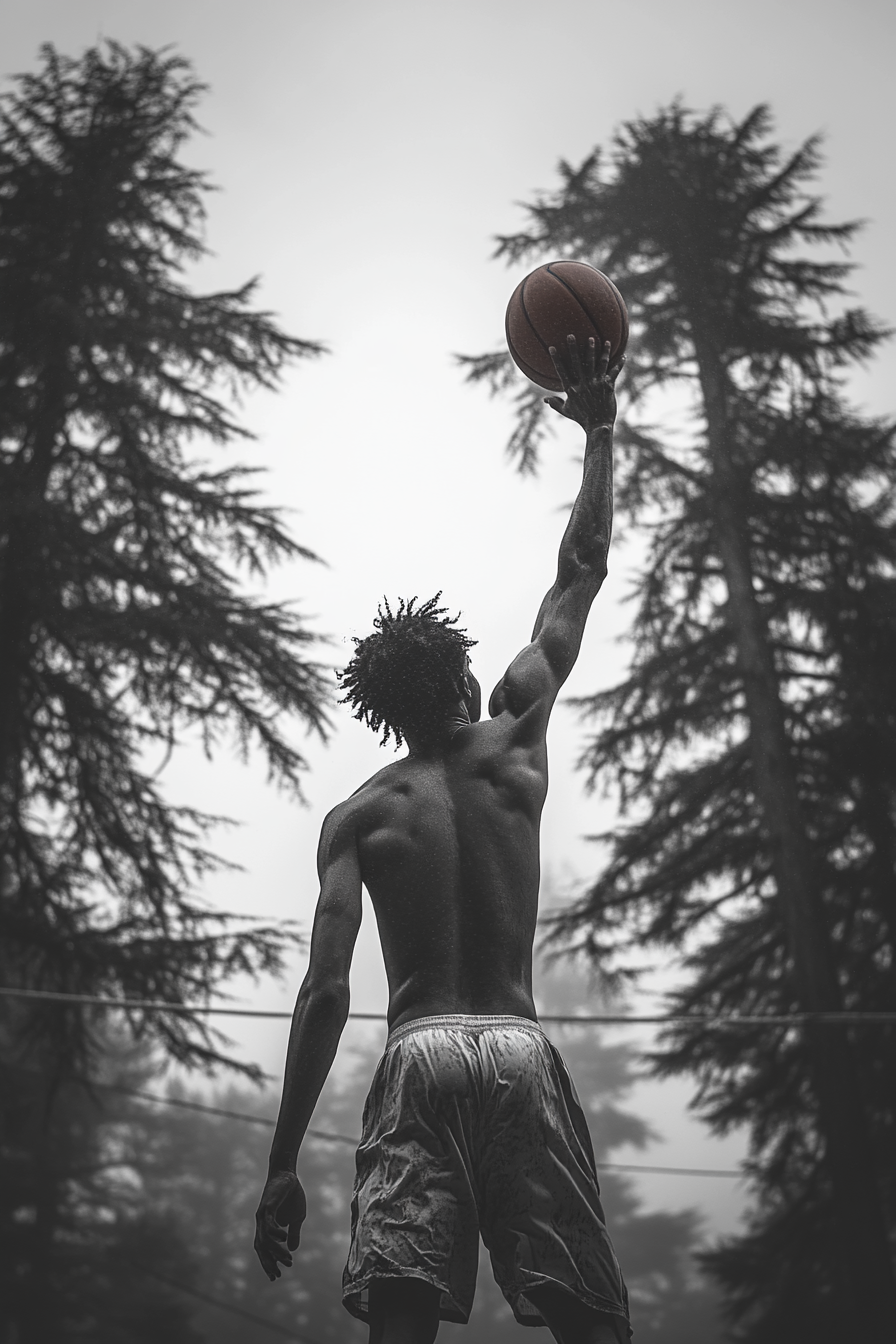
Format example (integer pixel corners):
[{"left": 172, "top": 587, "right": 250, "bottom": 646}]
[{"left": 255, "top": 336, "right": 631, "bottom": 1344}]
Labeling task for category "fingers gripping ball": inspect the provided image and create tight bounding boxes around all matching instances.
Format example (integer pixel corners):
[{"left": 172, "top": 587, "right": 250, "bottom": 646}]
[{"left": 505, "top": 260, "right": 628, "bottom": 391}]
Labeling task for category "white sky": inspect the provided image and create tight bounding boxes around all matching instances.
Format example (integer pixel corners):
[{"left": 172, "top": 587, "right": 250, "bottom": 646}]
[{"left": 5, "top": 0, "right": 894, "bottom": 1240}]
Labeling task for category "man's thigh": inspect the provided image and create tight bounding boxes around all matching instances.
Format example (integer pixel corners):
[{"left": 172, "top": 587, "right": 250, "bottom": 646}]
[
  {"left": 526, "top": 1283, "right": 628, "bottom": 1344},
  {"left": 367, "top": 1276, "right": 441, "bottom": 1344}
]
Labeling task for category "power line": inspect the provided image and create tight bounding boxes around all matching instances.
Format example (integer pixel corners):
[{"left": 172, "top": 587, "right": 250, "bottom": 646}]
[
  {"left": 100, "top": 1080, "right": 359, "bottom": 1145},
  {"left": 3, "top": 985, "right": 895, "bottom": 1026},
  {"left": 96, "top": 1077, "right": 742, "bottom": 1177},
  {"left": 5, "top": 1061, "right": 746, "bottom": 1178},
  {"left": 135, "top": 1263, "right": 324, "bottom": 1343},
  {"left": 597, "top": 1161, "right": 740, "bottom": 1178}
]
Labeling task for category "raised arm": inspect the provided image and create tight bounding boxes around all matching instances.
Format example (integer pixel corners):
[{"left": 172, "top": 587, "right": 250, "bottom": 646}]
[
  {"left": 254, "top": 805, "right": 362, "bottom": 1281},
  {"left": 489, "top": 336, "right": 623, "bottom": 724}
]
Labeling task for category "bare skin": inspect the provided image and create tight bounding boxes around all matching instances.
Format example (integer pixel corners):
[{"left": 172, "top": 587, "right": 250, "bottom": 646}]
[{"left": 255, "top": 336, "right": 625, "bottom": 1344}]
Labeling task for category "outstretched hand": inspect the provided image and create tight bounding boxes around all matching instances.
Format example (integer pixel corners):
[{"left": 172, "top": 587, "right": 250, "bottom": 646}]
[
  {"left": 254, "top": 1170, "right": 307, "bottom": 1281},
  {"left": 545, "top": 336, "right": 624, "bottom": 433}
]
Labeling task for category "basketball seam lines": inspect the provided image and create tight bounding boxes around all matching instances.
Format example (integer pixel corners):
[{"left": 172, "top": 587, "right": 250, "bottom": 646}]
[
  {"left": 509, "top": 344, "right": 557, "bottom": 387},
  {"left": 548, "top": 262, "right": 625, "bottom": 355},
  {"left": 516, "top": 279, "right": 562, "bottom": 387}
]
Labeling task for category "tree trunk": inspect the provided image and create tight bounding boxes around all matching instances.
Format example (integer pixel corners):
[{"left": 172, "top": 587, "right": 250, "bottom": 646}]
[
  {"left": 696, "top": 345, "right": 896, "bottom": 1339},
  {"left": 0, "top": 351, "right": 67, "bottom": 848}
]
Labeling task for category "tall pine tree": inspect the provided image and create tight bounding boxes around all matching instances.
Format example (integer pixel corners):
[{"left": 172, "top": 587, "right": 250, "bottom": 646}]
[
  {"left": 460, "top": 103, "right": 896, "bottom": 1340},
  {"left": 0, "top": 41, "right": 329, "bottom": 1075},
  {"left": 0, "top": 40, "right": 331, "bottom": 1344}
]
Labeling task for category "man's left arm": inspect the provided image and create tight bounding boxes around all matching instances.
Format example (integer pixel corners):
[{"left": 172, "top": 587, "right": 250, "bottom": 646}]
[{"left": 254, "top": 806, "right": 362, "bottom": 1281}]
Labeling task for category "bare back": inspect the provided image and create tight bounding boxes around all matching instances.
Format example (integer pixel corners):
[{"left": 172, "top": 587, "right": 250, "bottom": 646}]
[{"left": 346, "top": 711, "right": 548, "bottom": 1030}]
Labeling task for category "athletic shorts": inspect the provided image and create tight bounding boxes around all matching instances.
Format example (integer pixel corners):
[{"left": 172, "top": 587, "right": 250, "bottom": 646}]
[{"left": 342, "top": 1013, "right": 631, "bottom": 1334}]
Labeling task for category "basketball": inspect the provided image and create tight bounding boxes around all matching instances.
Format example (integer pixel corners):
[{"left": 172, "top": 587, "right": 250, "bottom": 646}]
[{"left": 505, "top": 260, "right": 629, "bottom": 392}]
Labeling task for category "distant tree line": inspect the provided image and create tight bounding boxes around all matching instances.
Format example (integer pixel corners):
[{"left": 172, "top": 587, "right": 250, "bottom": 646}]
[{"left": 461, "top": 102, "right": 896, "bottom": 1342}]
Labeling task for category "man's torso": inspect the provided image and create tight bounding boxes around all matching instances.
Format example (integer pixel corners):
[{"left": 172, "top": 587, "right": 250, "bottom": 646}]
[{"left": 343, "top": 713, "right": 548, "bottom": 1029}]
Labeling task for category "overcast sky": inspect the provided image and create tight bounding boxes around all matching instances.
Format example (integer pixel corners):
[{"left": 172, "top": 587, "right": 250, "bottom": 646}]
[{"left": 5, "top": 0, "right": 893, "bottom": 1240}]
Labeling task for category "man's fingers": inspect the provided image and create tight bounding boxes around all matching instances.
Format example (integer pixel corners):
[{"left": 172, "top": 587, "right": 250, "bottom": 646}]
[
  {"left": 584, "top": 336, "right": 596, "bottom": 383},
  {"left": 286, "top": 1197, "right": 305, "bottom": 1253},
  {"left": 544, "top": 395, "right": 565, "bottom": 414},
  {"left": 609, "top": 353, "right": 626, "bottom": 384},
  {"left": 547, "top": 345, "right": 571, "bottom": 391},
  {"left": 261, "top": 1257, "right": 279, "bottom": 1281},
  {"left": 255, "top": 1173, "right": 305, "bottom": 1281},
  {"left": 598, "top": 339, "right": 611, "bottom": 378},
  {"left": 257, "top": 1210, "right": 288, "bottom": 1250},
  {"left": 258, "top": 1223, "right": 292, "bottom": 1268},
  {"left": 566, "top": 333, "right": 584, "bottom": 384},
  {"left": 267, "top": 1240, "right": 292, "bottom": 1267},
  {"left": 255, "top": 1235, "right": 281, "bottom": 1281}
]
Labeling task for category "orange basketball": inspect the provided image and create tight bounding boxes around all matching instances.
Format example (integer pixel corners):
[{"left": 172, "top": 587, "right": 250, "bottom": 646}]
[{"left": 505, "top": 260, "right": 629, "bottom": 392}]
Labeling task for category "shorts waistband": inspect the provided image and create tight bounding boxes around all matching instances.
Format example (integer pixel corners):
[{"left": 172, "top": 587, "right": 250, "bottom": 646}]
[{"left": 386, "top": 1013, "right": 545, "bottom": 1049}]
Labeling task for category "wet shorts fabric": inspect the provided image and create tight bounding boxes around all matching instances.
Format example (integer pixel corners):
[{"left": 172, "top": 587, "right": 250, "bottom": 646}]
[{"left": 342, "top": 1013, "right": 631, "bottom": 1334}]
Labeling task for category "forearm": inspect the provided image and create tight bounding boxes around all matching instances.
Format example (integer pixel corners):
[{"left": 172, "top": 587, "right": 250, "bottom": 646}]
[
  {"left": 556, "top": 423, "right": 614, "bottom": 584},
  {"left": 268, "top": 981, "right": 349, "bottom": 1173}
]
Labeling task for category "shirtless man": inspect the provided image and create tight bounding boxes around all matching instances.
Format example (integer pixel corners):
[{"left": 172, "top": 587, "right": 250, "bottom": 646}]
[{"left": 255, "top": 337, "right": 630, "bottom": 1344}]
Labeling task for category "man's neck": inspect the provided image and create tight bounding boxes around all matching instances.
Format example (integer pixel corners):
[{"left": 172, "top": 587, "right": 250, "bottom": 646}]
[{"left": 405, "top": 703, "right": 471, "bottom": 758}]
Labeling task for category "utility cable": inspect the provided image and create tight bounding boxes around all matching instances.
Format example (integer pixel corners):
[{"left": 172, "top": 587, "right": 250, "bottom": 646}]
[
  {"left": 133, "top": 1263, "right": 324, "bottom": 1343},
  {"left": 100, "top": 1080, "right": 360, "bottom": 1145},
  {"left": 3, "top": 985, "right": 895, "bottom": 1026},
  {"left": 96, "top": 1078, "right": 743, "bottom": 1177}
]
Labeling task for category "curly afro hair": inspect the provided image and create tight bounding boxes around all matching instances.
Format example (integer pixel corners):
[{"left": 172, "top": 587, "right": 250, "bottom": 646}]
[{"left": 337, "top": 594, "right": 477, "bottom": 748}]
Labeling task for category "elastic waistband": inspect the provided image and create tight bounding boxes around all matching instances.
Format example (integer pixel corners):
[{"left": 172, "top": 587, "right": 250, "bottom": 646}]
[{"left": 386, "top": 1013, "right": 545, "bottom": 1049}]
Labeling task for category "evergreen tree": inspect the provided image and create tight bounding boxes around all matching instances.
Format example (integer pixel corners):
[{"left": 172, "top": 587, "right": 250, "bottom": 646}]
[
  {"left": 0, "top": 43, "right": 329, "bottom": 1340},
  {"left": 0, "top": 41, "right": 329, "bottom": 1076},
  {"left": 460, "top": 103, "right": 896, "bottom": 1340}
]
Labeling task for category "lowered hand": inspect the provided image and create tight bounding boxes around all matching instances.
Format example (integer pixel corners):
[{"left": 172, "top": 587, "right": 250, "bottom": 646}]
[{"left": 254, "top": 1170, "right": 307, "bottom": 1281}]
